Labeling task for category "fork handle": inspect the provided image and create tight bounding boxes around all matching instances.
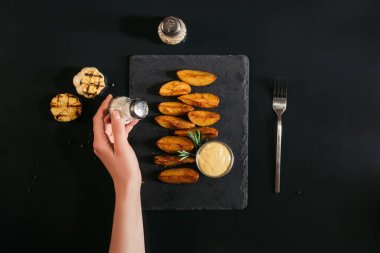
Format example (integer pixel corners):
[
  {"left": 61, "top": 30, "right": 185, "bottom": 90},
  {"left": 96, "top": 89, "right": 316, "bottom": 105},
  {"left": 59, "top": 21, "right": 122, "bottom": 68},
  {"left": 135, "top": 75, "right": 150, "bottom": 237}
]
[{"left": 275, "top": 115, "right": 282, "bottom": 194}]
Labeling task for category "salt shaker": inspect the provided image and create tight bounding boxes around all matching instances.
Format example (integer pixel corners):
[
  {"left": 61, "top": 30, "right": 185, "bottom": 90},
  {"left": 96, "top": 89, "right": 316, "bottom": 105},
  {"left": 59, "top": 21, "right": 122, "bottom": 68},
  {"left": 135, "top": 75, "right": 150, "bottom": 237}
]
[
  {"left": 106, "top": 97, "right": 148, "bottom": 143},
  {"left": 158, "top": 16, "right": 187, "bottom": 45},
  {"left": 108, "top": 97, "right": 149, "bottom": 124}
]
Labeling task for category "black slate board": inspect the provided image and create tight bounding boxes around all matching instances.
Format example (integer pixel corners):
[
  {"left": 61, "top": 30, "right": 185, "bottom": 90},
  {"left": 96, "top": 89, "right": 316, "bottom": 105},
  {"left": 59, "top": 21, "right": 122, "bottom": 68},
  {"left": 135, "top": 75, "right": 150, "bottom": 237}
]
[{"left": 129, "top": 55, "right": 249, "bottom": 210}]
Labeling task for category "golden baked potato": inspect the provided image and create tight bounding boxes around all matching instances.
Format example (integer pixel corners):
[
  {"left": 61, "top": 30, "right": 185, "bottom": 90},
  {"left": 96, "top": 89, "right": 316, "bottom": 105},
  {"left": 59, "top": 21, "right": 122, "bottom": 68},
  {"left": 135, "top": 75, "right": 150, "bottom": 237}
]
[
  {"left": 156, "top": 136, "right": 194, "bottom": 153},
  {"left": 188, "top": 110, "right": 220, "bottom": 127},
  {"left": 173, "top": 127, "right": 219, "bottom": 139},
  {"left": 154, "top": 155, "right": 195, "bottom": 167},
  {"left": 159, "top": 81, "right": 191, "bottom": 96},
  {"left": 177, "top": 70, "right": 217, "bottom": 86},
  {"left": 178, "top": 93, "right": 219, "bottom": 108},
  {"left": 155, "top": 115, "right": 195, "bottom": 129},
  {"left": 158, "top": 168, "right": 199, "bottom": 184},
  {"left": 158, "top": 102, "right": 194, "bottom": 116}
]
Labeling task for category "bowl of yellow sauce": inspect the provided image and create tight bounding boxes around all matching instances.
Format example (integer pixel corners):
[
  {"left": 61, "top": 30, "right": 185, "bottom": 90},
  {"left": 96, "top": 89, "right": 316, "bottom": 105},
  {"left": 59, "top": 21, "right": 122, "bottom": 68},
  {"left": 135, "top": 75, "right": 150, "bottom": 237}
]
[{"left": 196, "top": 141, "right": 234, "bottom": 178}]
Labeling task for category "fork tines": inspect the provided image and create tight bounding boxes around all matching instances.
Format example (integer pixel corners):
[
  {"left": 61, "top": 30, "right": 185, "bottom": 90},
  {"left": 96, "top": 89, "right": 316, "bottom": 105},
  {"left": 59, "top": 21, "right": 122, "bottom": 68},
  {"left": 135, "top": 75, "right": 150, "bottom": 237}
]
[{"left": 273, "top": 78, "right": 287, "bottom": 98}]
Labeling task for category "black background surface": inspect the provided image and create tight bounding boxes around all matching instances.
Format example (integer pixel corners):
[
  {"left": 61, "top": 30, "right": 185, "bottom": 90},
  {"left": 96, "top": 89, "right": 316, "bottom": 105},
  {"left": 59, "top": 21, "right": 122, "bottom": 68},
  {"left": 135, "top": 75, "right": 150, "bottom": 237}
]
[{"left": 1, "top": 0, "right": 380, "bottom": 252}]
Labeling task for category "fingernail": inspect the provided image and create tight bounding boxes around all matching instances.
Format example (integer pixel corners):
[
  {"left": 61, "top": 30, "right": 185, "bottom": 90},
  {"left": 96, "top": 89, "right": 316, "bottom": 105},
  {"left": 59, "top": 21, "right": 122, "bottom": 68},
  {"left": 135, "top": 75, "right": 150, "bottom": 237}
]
[
  {"left": 107, "top": 94, "right": 113, "bottom": 98},
  {"left": 111, "top": 110, "right": 121, "bottom": 119}
]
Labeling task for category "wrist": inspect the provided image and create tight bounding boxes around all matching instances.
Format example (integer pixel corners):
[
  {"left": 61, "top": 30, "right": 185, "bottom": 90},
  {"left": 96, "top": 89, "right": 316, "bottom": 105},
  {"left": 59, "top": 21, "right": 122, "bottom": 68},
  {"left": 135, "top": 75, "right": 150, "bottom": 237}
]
[{"left": 114, "top": 178, "right": 142, "bottom": 199}]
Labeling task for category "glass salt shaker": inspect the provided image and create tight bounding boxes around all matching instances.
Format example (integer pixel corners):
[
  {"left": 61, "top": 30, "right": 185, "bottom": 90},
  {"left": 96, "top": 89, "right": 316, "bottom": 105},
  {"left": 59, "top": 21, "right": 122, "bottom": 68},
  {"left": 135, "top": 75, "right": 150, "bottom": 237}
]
[
  {"left": 108, "top": 97, "right": 149, "bottom": 124},
  {"left": 158, "top": 16, "right": 187, "bottom": 45}
]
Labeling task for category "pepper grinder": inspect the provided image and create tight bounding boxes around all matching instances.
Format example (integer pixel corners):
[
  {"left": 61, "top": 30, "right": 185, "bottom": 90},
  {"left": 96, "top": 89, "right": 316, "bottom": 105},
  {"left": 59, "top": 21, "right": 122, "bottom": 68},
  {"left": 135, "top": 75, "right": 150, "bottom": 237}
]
[{"left": 158, "top": 16, "right": 187, "bottom": 45}]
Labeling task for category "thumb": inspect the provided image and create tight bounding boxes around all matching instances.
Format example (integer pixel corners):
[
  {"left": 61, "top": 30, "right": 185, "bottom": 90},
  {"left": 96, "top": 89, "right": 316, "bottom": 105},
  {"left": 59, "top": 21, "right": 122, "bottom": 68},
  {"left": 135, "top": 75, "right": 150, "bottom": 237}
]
[{"left": 111, "top": 110, "right": 127, "bottom": 154}]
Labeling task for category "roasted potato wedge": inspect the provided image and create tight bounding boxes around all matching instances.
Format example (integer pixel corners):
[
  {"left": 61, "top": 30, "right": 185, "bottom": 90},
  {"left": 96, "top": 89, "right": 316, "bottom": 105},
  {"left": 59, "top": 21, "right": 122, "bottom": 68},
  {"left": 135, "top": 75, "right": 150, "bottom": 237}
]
[
  {"left": 159, "top": 81, "right": 191, "bottom": 96},
  {"left": 155, "top": 115, "right": 195, "bottom": 129},
  {"left": 156, "top": 136, "right": 194, "bottom": 153},
  {"left": 178, "top": 93, "right": 219, "bottom": 108},
  {"left": 158, "top": 168, "right": 199, "bottom": 184},
  {"left": 177, "top": 70, "right": 217, "bottom": 86},
  {"left": 174, "top": 127, "right": 219, "bottom": 139},
  {"left": 154, "top": 155, "right": 195, "bottom": 167},
  {"left": 158, "top": 102, "right": 194, "bottom": 116},
  {"left": 188, "top": 111, "right": 220, "bottom": 127}
]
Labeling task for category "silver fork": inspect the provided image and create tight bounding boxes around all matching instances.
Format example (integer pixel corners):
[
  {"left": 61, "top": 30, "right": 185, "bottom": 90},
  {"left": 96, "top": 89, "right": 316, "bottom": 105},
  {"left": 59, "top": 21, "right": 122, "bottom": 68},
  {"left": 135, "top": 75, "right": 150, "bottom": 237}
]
[{"left": 272, "top": 83, "right": 287, "bottom": 194}]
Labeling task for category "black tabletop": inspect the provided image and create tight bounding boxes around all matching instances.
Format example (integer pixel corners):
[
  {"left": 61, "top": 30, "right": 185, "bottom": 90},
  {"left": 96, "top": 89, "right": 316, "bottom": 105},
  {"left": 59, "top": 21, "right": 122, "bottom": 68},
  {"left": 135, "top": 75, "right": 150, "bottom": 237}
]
[{"left": 1, "top": 0, "right": 380, "bottom": 252}]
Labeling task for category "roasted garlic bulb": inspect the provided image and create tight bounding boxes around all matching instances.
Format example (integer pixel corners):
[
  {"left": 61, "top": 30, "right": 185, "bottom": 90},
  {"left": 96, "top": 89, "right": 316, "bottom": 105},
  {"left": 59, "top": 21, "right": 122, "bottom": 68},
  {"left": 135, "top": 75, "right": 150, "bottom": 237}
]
[
  {"left": 73, "top": 67, "right": 106, "bottom": 99},
  {"left": 50, "top": 93, "right": 82, "bottom": 122}
]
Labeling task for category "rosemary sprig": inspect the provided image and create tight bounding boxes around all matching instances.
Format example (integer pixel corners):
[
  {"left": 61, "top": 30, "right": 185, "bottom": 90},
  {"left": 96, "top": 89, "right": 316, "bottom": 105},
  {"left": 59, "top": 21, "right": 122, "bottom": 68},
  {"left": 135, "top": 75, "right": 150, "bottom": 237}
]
[
  {"left": 187, "top": 129, "right": 202, "bottom": 149},
  {"left": 177, "top": 150, "right": 195, "bottom": 161},
  {"left": 177, "top": 129, "right": 208, "bottom": 160}
]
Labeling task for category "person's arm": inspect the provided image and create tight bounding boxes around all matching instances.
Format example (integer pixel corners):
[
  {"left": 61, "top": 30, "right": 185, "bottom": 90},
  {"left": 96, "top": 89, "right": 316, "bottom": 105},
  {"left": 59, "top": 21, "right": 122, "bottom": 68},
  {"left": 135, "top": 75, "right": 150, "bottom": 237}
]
[{"left": 93, "top": 94, "right": 145, "bottom": 253}]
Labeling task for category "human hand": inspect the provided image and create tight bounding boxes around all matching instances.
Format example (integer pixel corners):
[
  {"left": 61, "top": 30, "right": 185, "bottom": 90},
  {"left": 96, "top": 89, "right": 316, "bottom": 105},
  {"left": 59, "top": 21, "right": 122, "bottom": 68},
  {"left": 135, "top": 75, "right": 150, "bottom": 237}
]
[{"left": 93, "top": 94, "right": 141, "bottom": 193}]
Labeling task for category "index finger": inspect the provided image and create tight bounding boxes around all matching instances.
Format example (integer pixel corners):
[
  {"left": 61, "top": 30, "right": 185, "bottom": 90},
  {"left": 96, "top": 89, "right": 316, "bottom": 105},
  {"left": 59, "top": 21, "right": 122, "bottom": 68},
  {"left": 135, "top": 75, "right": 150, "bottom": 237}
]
[{"left": 125, "top": 119, "right": 139, "bottom": 138}]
